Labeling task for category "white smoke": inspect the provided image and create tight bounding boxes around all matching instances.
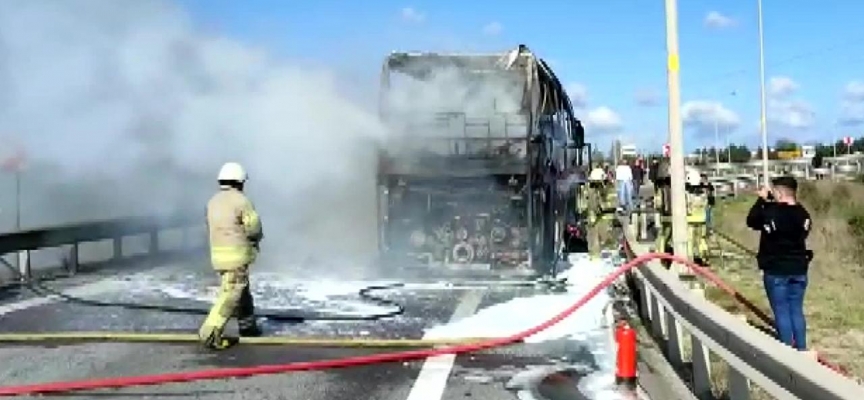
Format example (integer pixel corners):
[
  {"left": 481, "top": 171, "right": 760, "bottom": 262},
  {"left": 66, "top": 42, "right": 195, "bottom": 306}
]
[
  {"left": 0, "top": 0, "right": 386, "bottom": 269},
  {"left": 0, "top": 0, "right": 532, "bottom": 275}
]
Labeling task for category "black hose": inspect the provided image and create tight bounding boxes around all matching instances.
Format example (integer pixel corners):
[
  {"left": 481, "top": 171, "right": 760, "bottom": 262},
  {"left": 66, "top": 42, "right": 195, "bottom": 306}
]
[{"left": 0, "top": 259, "right": 404, "bottom": 323}]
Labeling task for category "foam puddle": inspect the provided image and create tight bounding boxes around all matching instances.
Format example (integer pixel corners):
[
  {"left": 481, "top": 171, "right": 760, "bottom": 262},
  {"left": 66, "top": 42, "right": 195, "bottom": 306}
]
[{"left": 426, "top": 253, "right": 627, "bottom": 400}]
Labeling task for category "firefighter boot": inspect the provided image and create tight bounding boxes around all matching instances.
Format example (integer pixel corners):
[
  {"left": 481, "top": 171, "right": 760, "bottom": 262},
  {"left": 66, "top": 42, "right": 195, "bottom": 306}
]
[
  {"left": 238, "top": 318, "right": 263, "bottom": 337},
  {"left": 237, "top": 286, "right": 262, "bottom": 337},
  {"left": 199, "top": 325, "right": 239, "bottom": 350}
]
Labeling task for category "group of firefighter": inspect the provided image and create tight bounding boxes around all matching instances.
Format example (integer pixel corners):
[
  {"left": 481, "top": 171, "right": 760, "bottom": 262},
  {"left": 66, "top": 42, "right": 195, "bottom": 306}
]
[
  {"left": 197, "top": 156, "right": 717, "bottom": 350},
  {"left": 576, "top": 157, "right": 715, "bottom": 266}
]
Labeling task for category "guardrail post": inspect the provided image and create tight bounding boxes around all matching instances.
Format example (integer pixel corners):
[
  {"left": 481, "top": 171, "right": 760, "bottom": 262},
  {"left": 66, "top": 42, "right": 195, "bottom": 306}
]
[
  {"left": 68, "top": 244, "right": 79, "bottom": 274},
  {"left": 113, "top": 236, "right": 122, "bottom": 260},
  {"left": 665, "top": 309, "right": 684, "bottom": 368},
  {"left": 727, "top": 367, "right": 751, "bottom": 400},
  {"left": 690, "top": 334, "right": 712, "bottom": 400},
  {"left": 149, "top": 229, "right": 159, "bottom": 254},
  {"left": 17, "top": 250, "right": 30, "bottom": 281},
  {"left": 638, "top": 208, "right": 649, "bottom": 242},
  {"left": 640, "top": 279, "right": 652, "bottom": 321},
  {"left": 649, "top": 294, "right": 665, "bottom": 340},
  {"left": 689, "top": 286, "right": 713, "bottom": 399}
]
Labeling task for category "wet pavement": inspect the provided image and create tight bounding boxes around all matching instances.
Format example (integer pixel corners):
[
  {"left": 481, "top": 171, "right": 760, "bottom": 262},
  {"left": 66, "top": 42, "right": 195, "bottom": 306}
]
[{"left": 0, "top": 260, "right": 610, "bottom": 400}]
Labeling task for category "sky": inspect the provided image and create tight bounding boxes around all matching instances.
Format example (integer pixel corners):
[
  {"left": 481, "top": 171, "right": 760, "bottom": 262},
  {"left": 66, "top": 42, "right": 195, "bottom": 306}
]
[{"left": 169, "top": 0, "right": 864, "bottom": 153}]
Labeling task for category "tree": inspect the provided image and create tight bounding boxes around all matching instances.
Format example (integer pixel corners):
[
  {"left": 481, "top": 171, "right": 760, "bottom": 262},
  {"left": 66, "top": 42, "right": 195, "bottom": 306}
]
[
  {"left": 728, "top": 145, "right": 751, "bottom": 163},
  {"left": 774, "top": 138, "right": 798, "bottom": 152}
]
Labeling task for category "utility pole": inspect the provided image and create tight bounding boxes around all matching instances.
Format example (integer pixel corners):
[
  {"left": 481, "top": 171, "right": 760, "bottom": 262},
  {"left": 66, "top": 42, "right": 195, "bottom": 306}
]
[
  {"left": 757, "top": 0, "right": 770, "bottom": 187},
  {"left": 664, "top": 0, "right": 689, "bottom": 275}
]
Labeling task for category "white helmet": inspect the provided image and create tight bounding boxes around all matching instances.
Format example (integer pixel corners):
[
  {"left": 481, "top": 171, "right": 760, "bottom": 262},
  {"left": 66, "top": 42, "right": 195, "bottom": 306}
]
[
  {"left": 588, "top": 167, "right": 606, "bottom": 182},
  {"left": 685, "top": 168, "right": 701, "bottom": 186},
  {"left": 217, "top": 162, "right": 247, "bottom": 182}
]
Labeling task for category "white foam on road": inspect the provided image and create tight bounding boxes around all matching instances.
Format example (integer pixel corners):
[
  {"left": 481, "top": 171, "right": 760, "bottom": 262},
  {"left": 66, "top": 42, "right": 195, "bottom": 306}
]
[{"left": 423, "top": 253, "right": 626, "bottom": 400}]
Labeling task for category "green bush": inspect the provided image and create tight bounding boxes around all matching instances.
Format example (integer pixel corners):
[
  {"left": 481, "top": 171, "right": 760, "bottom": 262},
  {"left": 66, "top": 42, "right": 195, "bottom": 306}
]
[
  {"left": 799, "top": 182, "right": 830, "bottom": 214},
  {"left": 848, "top": 212, "right": 864, "bottom": 253}
]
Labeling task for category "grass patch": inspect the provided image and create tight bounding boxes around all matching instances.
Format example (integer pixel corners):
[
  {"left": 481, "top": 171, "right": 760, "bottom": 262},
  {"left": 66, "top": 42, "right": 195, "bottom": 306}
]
[{"left": 708, "top": 180, "right": 864, "bottom": 380}]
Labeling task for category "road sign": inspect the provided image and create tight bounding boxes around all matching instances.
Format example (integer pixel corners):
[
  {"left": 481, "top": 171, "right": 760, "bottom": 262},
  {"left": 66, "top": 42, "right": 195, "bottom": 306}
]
[
  {"left": 0, "top": 140, "right": 26, "bottom": 173},
  {"left": 662, "top": 143, "right": 670, "bottom": 157},
  {"left": 843, "top": 136, "right": 853, "bottom": 146}
]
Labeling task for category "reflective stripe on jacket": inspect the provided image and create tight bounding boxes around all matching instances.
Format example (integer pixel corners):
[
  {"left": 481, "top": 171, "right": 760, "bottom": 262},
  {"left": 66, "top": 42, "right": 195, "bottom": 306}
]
[{"left": 206, "top": 188, "right": 263, "bottom": 270}]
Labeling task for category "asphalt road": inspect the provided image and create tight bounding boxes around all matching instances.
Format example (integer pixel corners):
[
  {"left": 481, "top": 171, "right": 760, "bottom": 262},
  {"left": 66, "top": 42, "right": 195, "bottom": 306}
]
[{"left": 0, "top": 260, "right": 609, "bottom": 400}]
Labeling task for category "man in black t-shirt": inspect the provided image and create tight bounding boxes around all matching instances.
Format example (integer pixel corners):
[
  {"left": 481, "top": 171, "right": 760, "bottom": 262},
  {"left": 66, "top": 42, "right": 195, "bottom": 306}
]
[{"left": 746, "top": 176, "right": 812, "bottom": 351}]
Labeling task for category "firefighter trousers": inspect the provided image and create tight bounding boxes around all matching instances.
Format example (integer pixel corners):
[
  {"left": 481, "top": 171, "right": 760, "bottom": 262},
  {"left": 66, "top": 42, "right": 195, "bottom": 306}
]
[
  {"left": 587, "top": 217, "right": 611, "bottom": 257},
  {"left": 198, "top": 267, "right": 257, "bottom": 349}
]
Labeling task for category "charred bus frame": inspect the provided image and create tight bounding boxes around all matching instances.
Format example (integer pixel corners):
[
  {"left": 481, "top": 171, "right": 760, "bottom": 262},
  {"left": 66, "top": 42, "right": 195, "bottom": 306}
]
[{"left": 376, "top": 45, "right": 588, "bottom": 274}]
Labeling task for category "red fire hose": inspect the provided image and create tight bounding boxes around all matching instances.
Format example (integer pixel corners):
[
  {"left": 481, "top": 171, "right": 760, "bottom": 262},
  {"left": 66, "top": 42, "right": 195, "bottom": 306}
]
[
  {"left": 0, "top": 252, "right": 667, "bottom": 396},
  {"left": 0, "top": 251, "right": 845, "bottom": 396}
]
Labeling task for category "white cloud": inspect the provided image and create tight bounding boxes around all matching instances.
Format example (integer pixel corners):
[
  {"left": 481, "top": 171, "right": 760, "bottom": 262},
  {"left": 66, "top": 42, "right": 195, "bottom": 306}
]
[
  {"left": 0, "top": 1, "right": 389, "bottom": 264},
  {"left": 769, "top": 99, "right": 815, "bottom": 130},
  {"left": 566, "top": 83, "right": 588, "bottom": 108},
  {"left": 564, "top": 84, "right": 621, "bottom": 133},
  {"left": 482, "top": 22, "right": 503, "bottom": 36},
  {"left": 704, "top": 11, "right": 736, "bottom": 29},
  {"left": 634, "top": 89, "right": 660, "bottom": 107},
  {"left": 400, "top": 7, "right": 425, "bottom": 23},
  {"left": 843, "top": 81, "right": 864, "bottom": 102},
  {"left": 768, "top": 76, "right": 798, "bottom": 98},
  {"left": 838, "top": 81, "right": 864, "bottom": 126},
  {"left": 764, "top": 76, "right": 814, "bottom": 130},
  {"left": 681, "top": 100, "right": 741, "bottom": 134},
  {"left": 582, "top": 106, "right": 623, "bottom": 133}
]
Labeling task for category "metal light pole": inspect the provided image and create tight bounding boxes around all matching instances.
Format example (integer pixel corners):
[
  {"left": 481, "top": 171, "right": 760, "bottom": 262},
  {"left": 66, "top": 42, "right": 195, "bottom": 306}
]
[
  {"left": 757, "top": 0, "right": 770, "bottom": 187},
  {"left": 713, "top": 118, "right": 720, "bottom": 167},
  {"left": 664, "top": 0, "right": 689, "bottom": 274}
]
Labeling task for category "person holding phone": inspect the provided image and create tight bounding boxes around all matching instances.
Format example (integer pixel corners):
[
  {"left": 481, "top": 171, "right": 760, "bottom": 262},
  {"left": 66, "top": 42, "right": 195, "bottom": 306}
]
[{"left": 746, "top": 176, "right": 812, "bottom": 351}]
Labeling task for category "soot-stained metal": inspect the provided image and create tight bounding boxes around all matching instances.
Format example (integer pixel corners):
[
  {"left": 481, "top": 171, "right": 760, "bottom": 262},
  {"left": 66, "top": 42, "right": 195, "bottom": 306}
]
[{"left": 376, "top": 45, "right": 589, "bottom": 274}]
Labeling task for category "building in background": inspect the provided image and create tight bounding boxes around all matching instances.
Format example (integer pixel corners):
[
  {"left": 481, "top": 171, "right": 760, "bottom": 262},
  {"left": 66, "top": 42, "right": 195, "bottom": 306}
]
[{"left": 620, "top": 144, "right": 637, "bottom": 158}]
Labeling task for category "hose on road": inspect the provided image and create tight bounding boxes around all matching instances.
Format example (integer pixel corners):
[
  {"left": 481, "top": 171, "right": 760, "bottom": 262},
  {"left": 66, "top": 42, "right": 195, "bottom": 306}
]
[
  {"left": 0, "top": 252, "right": 700, "bottom": 397},
  {"left": 0, "top": 258, "right": 404, "bottom": 323}
]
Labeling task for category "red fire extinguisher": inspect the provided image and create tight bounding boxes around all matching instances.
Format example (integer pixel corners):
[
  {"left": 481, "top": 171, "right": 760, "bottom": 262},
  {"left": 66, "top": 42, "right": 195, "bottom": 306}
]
[{"left": 615, "top": 320, "right": 637, "bottom": 388}]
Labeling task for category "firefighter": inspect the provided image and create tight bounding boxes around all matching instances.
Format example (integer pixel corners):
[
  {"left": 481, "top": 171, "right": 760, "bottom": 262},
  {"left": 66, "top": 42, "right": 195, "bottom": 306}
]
[
  {"left": 199, "top": 162, "right": 264, "bottom": 350},
  {"left": 652, "top": 158, "right": 673, "bottom": 267},
  {"left": 585, "top": 165, "right": 612, "bottom": 256},
  {"left": 685, "top": 169, "right": 710, "bottom": 265}
]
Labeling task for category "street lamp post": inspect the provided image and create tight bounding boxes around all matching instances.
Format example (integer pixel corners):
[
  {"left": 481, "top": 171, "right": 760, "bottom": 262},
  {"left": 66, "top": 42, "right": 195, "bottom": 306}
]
[
  {"left": 757, "top": 0, "right": 770, "bottom": 187},
  {"left": 664, "top": 0, "right": 689, "bottom": 275},
  {"left": 714, "top": 119, "right": 720, "bottom": 167}
]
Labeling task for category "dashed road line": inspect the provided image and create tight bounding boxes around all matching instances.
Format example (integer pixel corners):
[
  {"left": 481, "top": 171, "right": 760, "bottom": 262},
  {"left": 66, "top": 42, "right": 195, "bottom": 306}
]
[{"left": 405, "top": 289, "right": 485, "bottom": 400}]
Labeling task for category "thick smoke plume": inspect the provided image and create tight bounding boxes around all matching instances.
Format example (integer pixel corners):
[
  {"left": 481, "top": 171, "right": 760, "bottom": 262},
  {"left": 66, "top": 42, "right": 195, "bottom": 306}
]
[{"left": 0, "top": 0, "right": 526, "bottom": 276}]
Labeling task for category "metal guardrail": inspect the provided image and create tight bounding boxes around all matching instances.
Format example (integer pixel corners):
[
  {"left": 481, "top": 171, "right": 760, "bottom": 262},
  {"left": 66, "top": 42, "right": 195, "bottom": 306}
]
[
  {"left": 621, "top": 217, "right": 864, "bottom": 400},
  {"left": 0, "top": 214, "right": 203, "bottom": 281}
]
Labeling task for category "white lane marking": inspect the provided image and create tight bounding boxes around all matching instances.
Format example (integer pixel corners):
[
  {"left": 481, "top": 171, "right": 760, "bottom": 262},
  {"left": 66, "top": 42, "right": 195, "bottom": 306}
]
[
  {"left": 405, "top": 290, "right": 484, "bottom": 400},
  {"left": 0, "top": 274, "right": 147, "bottom": 317}
]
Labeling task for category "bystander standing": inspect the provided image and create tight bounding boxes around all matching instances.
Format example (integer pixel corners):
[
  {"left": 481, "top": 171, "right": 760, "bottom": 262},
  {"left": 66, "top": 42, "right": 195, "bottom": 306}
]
[
  {"left": 614, "top": 160, "right": 634, "bottom": 213},
  {"left": 700, "top": 173, "right": 715, "bottom": 233},
  {"left": 746, "top": 176, "right": 813, "bottom": 352}
]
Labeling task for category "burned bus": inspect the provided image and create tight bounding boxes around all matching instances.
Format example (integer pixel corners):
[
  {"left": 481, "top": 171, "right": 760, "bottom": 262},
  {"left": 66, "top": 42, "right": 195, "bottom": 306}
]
[{"left": 376, "top": 45, "right": 588, "bottom": 275}]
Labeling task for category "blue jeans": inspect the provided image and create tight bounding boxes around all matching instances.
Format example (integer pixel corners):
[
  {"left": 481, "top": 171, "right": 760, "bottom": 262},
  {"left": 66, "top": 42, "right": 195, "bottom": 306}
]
[
  {"left": 705, "top": 206, "right": 713, "bottom": 230},
  {"left": 763, "top": 274, "right": 808, "bottom": 350},
  {"left": 616, "top": 180, "right": 633, "bottom": 211}
]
